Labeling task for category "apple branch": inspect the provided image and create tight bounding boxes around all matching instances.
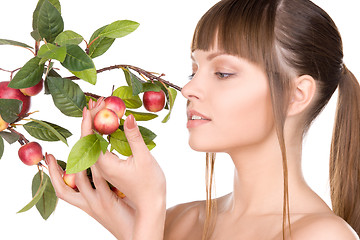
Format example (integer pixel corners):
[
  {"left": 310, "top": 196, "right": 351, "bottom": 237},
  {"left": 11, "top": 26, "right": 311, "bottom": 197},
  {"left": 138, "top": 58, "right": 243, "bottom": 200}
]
[
  {"left": 66, "top": 64, "right": 183, "bottom": 92},
  {"left": 0, "top": 67, "right": 21, "bottom": 80}
]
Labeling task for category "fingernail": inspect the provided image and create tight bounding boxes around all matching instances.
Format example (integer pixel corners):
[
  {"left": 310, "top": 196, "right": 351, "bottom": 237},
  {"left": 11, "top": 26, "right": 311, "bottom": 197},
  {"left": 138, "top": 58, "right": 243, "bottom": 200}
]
[
  {"left": 44, "top": 152, "right": 49, "bottom": 165},
  {"left": 126, "top": 114, "right": 137, "bottom": 129}
]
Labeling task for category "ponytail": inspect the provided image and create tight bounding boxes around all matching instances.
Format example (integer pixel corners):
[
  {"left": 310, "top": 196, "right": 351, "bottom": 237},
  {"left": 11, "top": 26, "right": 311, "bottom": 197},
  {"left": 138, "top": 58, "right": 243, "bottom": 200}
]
[{"left": 330, "top": 65, "right": 360, "bottom": 236}]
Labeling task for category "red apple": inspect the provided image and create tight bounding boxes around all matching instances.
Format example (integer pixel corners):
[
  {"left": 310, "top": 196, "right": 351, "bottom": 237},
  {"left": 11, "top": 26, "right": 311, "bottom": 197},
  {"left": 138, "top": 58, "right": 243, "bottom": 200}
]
[
  {"left": 18, "top": 142, "right": 43, "bottom": 166},
  {"left": 20, "top": 79, "right": 44, "bottom": 96},
  {"left": 0, "top": 115, "right": 8, "bottom": 131},
  {"left": 94, "top": 108, "right": 120, "bottom": 135},
  {"left": 63, "top": 171, "right": 77, "bottom": 189},
  {"left": 104, "top": 96, "right": 126, "bottom": 119},
  {"left": 143, "top": 90, "right": 166, "bottom": 112},
  {"left": 0, "top": 81, "right": 31, "bottom": 118},
  {"left": 111, "top": 186, "right": 126, "bottom": 199}
]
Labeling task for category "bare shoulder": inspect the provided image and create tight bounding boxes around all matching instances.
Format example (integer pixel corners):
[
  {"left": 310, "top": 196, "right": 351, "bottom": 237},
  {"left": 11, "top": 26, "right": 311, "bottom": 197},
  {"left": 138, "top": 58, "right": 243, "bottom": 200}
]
[
  {"left": 164, "top": 200, "right": 205, "bottom": 240},
  {"left": 291, "top": 213, "right": 359, "bottom": 240}
]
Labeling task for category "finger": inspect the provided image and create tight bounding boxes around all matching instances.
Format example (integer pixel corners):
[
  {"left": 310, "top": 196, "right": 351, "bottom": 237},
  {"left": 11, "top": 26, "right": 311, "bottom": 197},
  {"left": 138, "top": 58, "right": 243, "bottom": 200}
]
[
  {"left": 89, "top": 98, "right": 106, "bottom": 119},
  {"left": 91, "top": 165, "right": 111, "bottom": 194},
  {"left": 81, "top": 107, "right": 93, "bottom": 138},
  {"left": 95, "top": 97, "right": 105, "bottom": 108},
  {"left": 88, "top": 98, "right": 94, "bottom": 110},
  {"left": 95, "top": 151, "right": 127, "bottom": 179},
  {"left": 46, "top": 154, "right": 86, "bottom": 208},
  {"left": 75, "top": 169, "right": 96, "bottom": 200},
  {"left": 124, "top": 114, "right": 149, "bottom": 159}
]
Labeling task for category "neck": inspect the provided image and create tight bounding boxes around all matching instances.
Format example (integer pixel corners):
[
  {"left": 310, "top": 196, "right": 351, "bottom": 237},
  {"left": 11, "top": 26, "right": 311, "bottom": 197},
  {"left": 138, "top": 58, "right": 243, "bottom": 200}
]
[{"left": 225, "top": 128, "right": 307, "bottom": 216}]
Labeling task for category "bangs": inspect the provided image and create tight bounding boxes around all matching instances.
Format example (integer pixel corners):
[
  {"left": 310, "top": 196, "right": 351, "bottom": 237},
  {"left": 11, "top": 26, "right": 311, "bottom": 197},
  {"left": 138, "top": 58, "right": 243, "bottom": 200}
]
[{"left": 191, "top": 0, "right": 279, "bottom": 68}]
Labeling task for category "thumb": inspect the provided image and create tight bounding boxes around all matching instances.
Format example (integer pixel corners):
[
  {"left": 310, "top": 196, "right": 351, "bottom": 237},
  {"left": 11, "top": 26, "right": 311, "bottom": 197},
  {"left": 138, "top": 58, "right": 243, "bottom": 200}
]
[{"left": 124, "top": 114, "right": 149, "bottom": 158}]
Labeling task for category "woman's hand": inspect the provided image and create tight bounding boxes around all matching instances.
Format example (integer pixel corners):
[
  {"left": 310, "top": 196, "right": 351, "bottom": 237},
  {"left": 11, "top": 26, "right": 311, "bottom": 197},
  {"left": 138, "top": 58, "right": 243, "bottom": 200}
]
[{"left": 47, "top": 98, "right": 166, "bottom": 240}]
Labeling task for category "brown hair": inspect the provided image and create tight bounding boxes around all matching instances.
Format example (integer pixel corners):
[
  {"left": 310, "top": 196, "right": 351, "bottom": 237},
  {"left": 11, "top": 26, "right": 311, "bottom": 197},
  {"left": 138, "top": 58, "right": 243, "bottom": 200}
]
[{"left": 191, "top": 0, "right": 360, "bottom": 239}]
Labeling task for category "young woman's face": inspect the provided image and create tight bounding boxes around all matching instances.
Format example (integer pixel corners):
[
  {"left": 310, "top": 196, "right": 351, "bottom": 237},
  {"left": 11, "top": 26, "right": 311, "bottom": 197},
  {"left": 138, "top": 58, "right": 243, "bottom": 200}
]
[{"left": 181, "top": 48, "right": 275, "bottom": 154}]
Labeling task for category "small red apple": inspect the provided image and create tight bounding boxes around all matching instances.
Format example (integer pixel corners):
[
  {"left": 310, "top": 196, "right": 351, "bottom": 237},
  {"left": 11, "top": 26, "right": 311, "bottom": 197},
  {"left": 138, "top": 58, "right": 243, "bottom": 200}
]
[
  {"left": 0, "top": 115, "right": 8, "bottom": 132},
  {"left": 94, "top": 108, "right": 120, "bottom": 135},
  {"left": 111, "top": 186, "right": 126, "bottom": 199},
  {"left": 0, "top": 81, "right": 31, "bottom": 118},
  {"left": 63, "top": 171, "right": 77, "bottom": 189},
  {"left": 104, "top": 96, "right": 126, "bottom": 119},
  {"left": 143, "top": 90, "right": 166, "bottom": 112},
  {"left": 20, "top": 79, "right": 44, "bottom": 96},
  {"left": 18, "top": 142, "right": 43, "bottom": 166}
]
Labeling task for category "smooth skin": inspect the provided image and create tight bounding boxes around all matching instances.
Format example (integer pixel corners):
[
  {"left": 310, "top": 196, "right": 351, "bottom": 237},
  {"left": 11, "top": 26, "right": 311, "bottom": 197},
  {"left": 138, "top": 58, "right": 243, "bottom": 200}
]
[
  {"left": 164, "top": 49, "right": 358, "bottom": 240},
  {"left": 47, "top": 49, "right": 359, "bottom": 239},
  {"left": 47, "top": 98, "right": 166, "bottom": 240}
]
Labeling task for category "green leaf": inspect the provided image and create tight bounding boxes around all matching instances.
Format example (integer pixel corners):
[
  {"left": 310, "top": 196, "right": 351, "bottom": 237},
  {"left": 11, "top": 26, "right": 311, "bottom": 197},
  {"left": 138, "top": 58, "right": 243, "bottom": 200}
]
[
  {"left": 44, "top": 69, "right": 62, "bottom": 94},
  {"left": 110, "top": 129, "right": 156, "bottom": 156},
  {"left": 146, "top": 140, "right": 156, "bottom": 151},
  {"left": 138, "top": 126, "right": 157, "bottom": 144},
  {"left": 70, "top": 67, "right": 97, "bottom": 85},
  {"left": 112, "top": 86, "right": 142, "bottom": 109},
  {"left": 142, "top": 82, "right": 162, "bottom": 92},
  {"left": 95, "top": 132, "right": 109, "bottom": 154},
  {"left": 162, "top": 88, "right": 177, "bottom": 123},
  {"left": 122, "top": 68, "right": 132, "bottom": 87},
  {"left": 57, "top": 160, "right": 66, "bottom": 170},
  {"left": 61, "top": 45, "right": 95, "bottom": 71},
  {"left": 0, "top": 136, "right": 4, "bottom": 160},
  {"left": 99, "top": 20, "right": 139, "bottom": 39},
  {"left": 23, "top": 120, "right": 72, "bottom": 143},
  {"left": 31, "top": 29, "right": 42, "bottom": 42},
  {"left": 18, "top": 178, "right": 48, "bottom": 213},
  {"left": 33, "top": 0, "right": 61, "bottom": 30},
  {"left": 38, "top": 43, "right": 66, "bottom": 62},
  {"left": 47, "top": 77, "right": 86, "bottom": 117},
  {"left": 37, "top": 0, "right": 64, "bottom": 43},
  {"left": 8, "top": 57, "right": 44, "bottom": 89},
  {"left": 0, "top": 131, "right": 19, "bottom": 144},
  {"left": 66, "top": 134, "right": 102, "bottom": 174},
  {"left": 55, "top": 30, "right": 83, "bottom": 46},
  {"left": 109, "top": 130, "right": 132, "bottom": 156},
  {"left": 29, "top": 119, "right": 68, "bottom": 145},
  {"left": 88, "top": 25, "right": 115, "bottom": 59},
  {"left": 125, "top": 110, "right": 158, "bottom": 121},
  {"left": 0, "top": 39, "right": 33, "bottom": 49},
  {"left": 129, "top": 71, "right": 143, "bottom": 95},
  {"left": 0, "top": 99, "right": 22, "bottom": 123},
  {"left": 32, "top": 171, "right": 58, "bottom": 220}
]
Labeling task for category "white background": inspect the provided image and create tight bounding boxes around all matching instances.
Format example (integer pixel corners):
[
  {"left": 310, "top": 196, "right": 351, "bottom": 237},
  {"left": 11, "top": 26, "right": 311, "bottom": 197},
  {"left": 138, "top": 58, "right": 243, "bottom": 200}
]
[{"left": 0, "top": 0, "right": 359, "bottom": 239}]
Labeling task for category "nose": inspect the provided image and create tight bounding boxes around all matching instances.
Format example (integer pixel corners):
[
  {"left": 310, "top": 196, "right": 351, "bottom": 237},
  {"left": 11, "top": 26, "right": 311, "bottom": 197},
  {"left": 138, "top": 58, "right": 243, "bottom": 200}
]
[{"left": 181, "top": 74, "right": 203, "bottom": 102}]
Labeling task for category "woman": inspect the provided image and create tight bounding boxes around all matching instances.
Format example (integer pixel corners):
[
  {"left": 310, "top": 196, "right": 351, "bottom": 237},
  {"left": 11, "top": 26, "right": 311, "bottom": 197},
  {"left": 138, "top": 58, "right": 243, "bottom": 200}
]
[{"left": 47, "top": 0, "right": 360, "bottom": 239}]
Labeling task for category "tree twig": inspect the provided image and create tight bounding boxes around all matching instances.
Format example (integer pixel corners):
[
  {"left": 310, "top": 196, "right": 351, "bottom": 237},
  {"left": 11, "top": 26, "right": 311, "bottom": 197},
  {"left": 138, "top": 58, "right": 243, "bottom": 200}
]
[{"left": 66, "top": 64, "right": 182, "bottom": 91}]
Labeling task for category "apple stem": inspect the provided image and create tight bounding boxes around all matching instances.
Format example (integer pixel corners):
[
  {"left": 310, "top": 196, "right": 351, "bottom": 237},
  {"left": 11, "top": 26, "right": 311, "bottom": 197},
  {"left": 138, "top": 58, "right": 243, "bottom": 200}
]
[
  {"left": 8, "top": 127, "right": 29, "bottom": 145},
  {"left": 38, "top": 162, "right": 48, "bottom": 171}
]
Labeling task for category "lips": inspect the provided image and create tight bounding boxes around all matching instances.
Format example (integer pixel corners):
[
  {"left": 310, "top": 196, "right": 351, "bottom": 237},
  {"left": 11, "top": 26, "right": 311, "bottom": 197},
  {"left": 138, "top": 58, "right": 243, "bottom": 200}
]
[{"left": 187, "top": 109, "right": 211, "bottom": 121}]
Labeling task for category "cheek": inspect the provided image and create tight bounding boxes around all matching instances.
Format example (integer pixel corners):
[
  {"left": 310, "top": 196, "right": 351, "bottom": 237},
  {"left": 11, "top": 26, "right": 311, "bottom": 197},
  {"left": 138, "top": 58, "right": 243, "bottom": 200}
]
[
  {"left": 189, "top": 85, "right": 274, "bottom": 153},
  {"left": 217, "top": 87, "right": 274, "bottom": 149}
]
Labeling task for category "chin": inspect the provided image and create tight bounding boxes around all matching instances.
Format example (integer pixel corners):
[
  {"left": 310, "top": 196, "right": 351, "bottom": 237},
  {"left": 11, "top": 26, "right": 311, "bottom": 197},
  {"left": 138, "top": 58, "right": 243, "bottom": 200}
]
[{"left": 188, "top": 138, "right": 222, "bottom": 153}]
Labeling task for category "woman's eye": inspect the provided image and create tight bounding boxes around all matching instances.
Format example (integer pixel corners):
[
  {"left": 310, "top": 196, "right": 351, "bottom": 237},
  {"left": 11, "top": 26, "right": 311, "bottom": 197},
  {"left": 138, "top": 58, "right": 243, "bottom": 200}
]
[{"left": 215, "top": 72, "right": 234, "bottom": 79}]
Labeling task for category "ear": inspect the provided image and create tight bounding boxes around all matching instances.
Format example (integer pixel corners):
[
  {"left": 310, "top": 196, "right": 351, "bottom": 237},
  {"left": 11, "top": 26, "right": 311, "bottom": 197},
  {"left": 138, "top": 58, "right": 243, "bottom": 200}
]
[{"left": 287, "top": 75, "right": 316, "bottom": 117}]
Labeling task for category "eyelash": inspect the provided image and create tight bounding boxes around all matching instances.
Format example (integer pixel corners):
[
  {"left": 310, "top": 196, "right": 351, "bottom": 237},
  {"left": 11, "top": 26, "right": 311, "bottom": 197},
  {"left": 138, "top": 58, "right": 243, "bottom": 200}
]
[
  {"left": 188, "top": 73, "right": 195, "bottom": 80},
  {"left": 215, "top": 72, "right": 234, "bottom": 79},
  {"left": 188, "top": 72, "right": 234, "bottom": 80}
]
